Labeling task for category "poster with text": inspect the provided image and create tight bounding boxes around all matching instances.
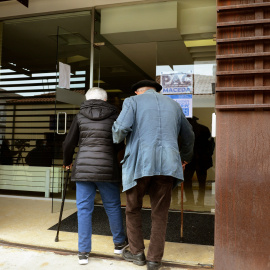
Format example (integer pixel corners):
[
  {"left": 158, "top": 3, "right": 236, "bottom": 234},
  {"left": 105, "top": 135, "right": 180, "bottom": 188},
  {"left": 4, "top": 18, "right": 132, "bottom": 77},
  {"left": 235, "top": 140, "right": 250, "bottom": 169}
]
[
  {"left": 160, "top": 71, "right": 193, "bottom": 94},
  {"left": 167, "top": 94, "right": 193, "bottom": 118}
]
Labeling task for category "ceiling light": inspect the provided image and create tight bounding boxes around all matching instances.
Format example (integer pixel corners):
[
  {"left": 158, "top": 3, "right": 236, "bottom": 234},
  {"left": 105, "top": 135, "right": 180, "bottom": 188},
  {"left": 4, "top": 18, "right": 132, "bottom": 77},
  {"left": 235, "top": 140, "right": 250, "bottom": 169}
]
[{"left": 184, "top": 39, "right": 216, "bottom": 48}]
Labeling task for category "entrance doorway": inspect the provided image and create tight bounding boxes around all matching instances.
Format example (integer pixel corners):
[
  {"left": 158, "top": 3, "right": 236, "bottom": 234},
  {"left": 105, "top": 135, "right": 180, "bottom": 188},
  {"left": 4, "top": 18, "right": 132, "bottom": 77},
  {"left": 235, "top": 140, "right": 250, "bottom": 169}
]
[
  {"left": 0, "top": 2, "right": 216, "bottom": 248},
  {"left": 94, "top": 2, "right": 216, "bottom": 214},
  {"left": 0, "top": 1, "right": 216, "bottom": 265}
]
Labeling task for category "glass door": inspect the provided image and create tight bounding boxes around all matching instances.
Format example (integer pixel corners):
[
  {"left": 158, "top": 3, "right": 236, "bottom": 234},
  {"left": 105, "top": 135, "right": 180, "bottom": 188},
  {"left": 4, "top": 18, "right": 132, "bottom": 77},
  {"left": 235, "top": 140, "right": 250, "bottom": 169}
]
[
  {"left": 52, "top": 21, "right": 91, "bottom": 212},
  {"left": 0, "top": 11, "right": 92, "bottom": 211},
  {"left": 0, "top": 15, "right": 79, "bottom": 202}
]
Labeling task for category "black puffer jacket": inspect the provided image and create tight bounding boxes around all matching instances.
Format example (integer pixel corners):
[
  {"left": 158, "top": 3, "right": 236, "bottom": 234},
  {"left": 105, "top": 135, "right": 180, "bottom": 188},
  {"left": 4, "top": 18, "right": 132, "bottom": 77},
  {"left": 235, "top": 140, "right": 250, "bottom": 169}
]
[{"left": 63, "top": 99, "right": 122, "bottom": 182}]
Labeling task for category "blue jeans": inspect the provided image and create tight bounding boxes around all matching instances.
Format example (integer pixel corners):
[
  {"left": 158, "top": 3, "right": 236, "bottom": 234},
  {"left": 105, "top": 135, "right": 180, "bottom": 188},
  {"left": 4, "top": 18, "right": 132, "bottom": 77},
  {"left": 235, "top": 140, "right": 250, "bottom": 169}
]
[{"left": 76, "top": 181, "right": 126, "bottom": 252}]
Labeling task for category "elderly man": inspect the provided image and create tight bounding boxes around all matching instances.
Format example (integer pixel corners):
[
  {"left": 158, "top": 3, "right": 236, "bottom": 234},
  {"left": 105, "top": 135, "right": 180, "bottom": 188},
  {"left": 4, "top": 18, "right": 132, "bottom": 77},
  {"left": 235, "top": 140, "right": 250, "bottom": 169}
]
[
  {"left": 63, "top": 87, "right": 127, "bottom": 265},
  {"left": 112, "top": 80, "right": 194, "bottom": 270}
]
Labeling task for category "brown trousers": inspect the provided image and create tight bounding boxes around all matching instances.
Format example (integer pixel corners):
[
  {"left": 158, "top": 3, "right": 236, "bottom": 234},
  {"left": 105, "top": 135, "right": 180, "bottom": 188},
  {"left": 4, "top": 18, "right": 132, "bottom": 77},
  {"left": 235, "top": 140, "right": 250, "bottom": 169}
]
[{"left": 125, "top": 175, "right": 174, "bottom": 262}]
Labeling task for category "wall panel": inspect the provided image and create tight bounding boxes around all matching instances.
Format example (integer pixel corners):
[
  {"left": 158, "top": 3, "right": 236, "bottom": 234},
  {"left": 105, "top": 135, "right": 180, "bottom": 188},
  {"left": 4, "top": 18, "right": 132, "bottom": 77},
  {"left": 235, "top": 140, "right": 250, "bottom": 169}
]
[{"left": 215, "top": 1, "right": 270, "bottom": 270}]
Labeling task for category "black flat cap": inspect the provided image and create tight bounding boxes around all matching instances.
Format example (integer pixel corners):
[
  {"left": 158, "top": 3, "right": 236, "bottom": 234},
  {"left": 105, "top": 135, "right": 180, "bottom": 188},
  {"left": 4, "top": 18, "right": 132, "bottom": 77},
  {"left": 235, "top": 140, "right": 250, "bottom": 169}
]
[{"left": 131, "top": 80, "right": 162, "bottom": 92}]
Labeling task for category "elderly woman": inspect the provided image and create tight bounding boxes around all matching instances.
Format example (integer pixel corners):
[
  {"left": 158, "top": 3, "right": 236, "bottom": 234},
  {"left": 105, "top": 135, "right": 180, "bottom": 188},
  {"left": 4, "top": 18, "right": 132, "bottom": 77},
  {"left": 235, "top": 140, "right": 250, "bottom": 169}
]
[{"left": 63, "top": 87, "right": 127, "bottom": 265}]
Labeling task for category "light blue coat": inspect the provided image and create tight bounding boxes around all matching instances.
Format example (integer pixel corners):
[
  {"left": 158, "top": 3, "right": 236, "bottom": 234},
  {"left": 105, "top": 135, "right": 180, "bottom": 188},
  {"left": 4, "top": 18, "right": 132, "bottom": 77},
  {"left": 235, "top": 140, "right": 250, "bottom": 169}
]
[{"left": 112, "top": 89, "right": 194, "bottom": 192}]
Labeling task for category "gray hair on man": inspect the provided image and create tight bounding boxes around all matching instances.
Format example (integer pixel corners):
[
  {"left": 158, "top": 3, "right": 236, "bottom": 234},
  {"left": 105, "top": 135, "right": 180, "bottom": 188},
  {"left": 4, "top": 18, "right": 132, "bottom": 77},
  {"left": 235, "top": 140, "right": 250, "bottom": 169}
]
[{"left": 85, "top": 87, "right": 107, "bottom": 101}]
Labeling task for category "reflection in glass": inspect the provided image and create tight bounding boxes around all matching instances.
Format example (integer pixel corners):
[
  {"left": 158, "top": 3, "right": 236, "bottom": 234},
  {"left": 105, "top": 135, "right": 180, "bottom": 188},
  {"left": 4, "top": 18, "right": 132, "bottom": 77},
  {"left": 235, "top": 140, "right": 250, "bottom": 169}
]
[{"left": 184, "top": 116, "right": 215, "bottom": 207}]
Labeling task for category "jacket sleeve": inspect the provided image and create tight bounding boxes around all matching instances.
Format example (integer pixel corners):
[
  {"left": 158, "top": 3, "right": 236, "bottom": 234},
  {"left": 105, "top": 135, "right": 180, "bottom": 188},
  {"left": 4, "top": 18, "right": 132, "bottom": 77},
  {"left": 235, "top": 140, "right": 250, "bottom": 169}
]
[
  {"left": 178, "top": 110, "right": 195, "bottom": 163},
  {"left": 62, "top": 115, "right": 80, "bottom": 166},
  {"left": 112, "top": 98, "right": 134, "bottom": 143}
]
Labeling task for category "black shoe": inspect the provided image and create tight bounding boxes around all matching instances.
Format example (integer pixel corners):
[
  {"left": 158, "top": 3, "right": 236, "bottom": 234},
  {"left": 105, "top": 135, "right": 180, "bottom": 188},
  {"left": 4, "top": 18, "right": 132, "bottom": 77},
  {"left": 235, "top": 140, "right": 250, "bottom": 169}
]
[
  {"left": 114, "top": 240, "right": 129, "bottom": 255},
  {"left": 147, "top": 261, "right": 162, "bottom": 270},
  {"left": 78, "top": 252, "right": 89, "bottom": 265},
  {"left": 122, "top": 248, "right": 146, "bottom": 266}
]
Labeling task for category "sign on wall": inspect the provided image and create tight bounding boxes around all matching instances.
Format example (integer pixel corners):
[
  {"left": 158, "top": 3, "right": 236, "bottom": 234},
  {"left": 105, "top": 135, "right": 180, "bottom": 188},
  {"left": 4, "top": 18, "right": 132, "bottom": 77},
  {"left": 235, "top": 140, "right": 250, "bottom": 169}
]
[
  {"left": 160, "top": 71, "right": 193, "bottom": 94},
  {"left": 167, "top": 94, "right": 193, "bottom": 118}
]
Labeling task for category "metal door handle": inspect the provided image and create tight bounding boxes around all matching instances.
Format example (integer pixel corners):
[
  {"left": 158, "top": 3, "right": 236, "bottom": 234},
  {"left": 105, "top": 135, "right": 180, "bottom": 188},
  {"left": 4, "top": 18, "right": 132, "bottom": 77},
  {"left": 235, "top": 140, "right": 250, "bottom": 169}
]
[{"left": 56, "top": 112, "right": 67, "bottom": 134}]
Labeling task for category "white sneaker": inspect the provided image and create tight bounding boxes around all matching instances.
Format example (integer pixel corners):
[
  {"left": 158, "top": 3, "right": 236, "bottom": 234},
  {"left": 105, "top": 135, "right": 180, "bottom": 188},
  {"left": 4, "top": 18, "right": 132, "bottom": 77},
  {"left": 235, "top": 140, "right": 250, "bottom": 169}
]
[
  {"left": 78, "top": 252, "right": 89, "bottom": 265},
  {"left": 114, "top": 240, "right": 129, "bottom": 255}
]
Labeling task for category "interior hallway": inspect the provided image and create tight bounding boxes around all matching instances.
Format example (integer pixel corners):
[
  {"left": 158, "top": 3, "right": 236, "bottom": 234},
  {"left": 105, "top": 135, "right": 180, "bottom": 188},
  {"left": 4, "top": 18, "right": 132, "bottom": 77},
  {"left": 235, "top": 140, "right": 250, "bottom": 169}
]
[{"left": 0, "top": 196, "right": 214, "bottom": 268}]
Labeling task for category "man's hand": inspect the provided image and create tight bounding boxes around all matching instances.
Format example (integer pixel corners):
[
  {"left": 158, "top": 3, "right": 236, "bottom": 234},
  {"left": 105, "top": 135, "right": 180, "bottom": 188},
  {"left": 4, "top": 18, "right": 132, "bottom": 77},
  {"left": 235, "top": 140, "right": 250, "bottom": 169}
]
[
  {"left": 63, "top": 164, "right": 72, "bottom": 170},
  {"left": 182, "top": 161, "right": 188, "bottom": 170}
]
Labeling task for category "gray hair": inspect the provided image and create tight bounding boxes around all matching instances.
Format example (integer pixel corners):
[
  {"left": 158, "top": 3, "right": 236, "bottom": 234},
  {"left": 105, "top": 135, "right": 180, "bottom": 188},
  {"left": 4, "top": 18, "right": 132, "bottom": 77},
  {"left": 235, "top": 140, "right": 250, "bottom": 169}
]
[
  {"left": 136, "top": 86, "right": 154, "bottom": 92},
  {"left": 85, "top": 87, "right": 107, "bottom": 101}
]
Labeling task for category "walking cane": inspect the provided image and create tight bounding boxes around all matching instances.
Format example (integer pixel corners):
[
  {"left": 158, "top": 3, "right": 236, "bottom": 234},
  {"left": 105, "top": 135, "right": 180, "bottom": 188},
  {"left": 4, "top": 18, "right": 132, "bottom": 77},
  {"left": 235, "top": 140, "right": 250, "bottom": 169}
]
[
  {"left": 180, "top": 163, "right": 186, "bottom": 243},
  {"left": 180, "top": 181, "right": 184, "bottom": 242},
  {"left": 55, "top": 168, "right": 70, "bottom": 242}
]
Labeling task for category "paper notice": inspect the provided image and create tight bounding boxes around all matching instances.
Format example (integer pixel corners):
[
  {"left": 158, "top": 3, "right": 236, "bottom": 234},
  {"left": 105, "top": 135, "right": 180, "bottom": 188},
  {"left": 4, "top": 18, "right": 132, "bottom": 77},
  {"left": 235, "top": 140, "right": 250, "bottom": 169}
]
[{"left": 59, "top": 62, "right": 71, "bottom": 89}]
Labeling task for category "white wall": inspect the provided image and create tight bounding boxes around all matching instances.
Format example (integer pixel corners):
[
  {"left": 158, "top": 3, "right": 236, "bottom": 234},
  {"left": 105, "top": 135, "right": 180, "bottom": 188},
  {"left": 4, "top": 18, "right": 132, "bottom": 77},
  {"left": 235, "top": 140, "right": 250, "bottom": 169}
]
[
  {"left": 179, "top": 6, "right": 216, "bottom": 36},
  {"left": 101, "top": 2, "right": 178, "bottom": 34}
]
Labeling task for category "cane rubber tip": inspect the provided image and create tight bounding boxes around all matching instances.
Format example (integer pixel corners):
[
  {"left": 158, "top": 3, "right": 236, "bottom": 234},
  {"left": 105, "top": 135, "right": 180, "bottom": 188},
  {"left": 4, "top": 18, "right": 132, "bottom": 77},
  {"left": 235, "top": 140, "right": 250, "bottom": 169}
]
[
  {"left": 180, "top": 237, "right": 184, "bottom": 243},
  {"left": 55, "top": 237, "right": 59, "bottom": 242}
]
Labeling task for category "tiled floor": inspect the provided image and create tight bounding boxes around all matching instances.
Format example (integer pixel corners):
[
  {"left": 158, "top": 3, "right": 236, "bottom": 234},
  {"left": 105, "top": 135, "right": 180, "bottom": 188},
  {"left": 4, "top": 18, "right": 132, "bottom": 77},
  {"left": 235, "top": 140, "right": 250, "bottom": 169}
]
[{"left": 0, "top": 195, "right": 214, "bottom": 268}]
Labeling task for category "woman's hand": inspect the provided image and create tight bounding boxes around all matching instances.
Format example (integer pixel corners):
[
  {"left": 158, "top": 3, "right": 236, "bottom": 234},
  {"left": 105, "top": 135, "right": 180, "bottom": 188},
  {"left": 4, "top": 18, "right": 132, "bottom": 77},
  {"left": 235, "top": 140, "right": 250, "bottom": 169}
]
[{"left": 63, "top": 164, "right": 72, "bottom": 170}]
